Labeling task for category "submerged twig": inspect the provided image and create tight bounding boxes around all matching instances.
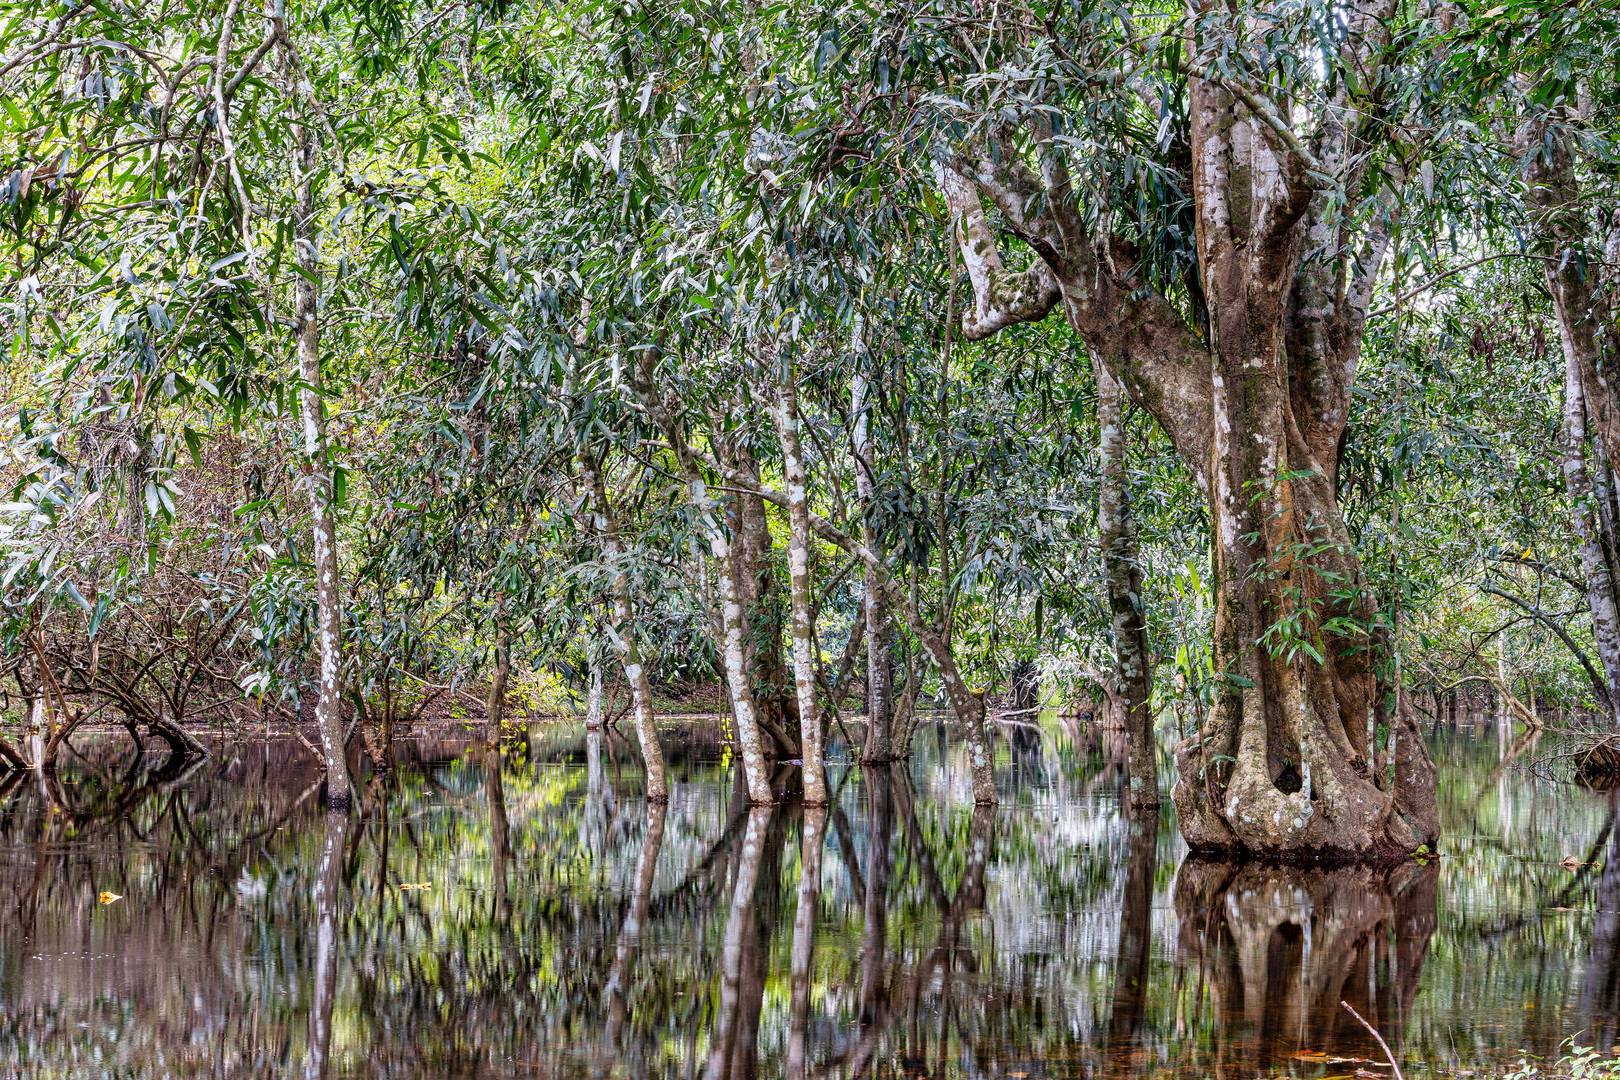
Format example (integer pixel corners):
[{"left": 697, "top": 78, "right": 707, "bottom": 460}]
[{"left": 1341, "top": 1000, "right": 1404, "bottom": 1080}]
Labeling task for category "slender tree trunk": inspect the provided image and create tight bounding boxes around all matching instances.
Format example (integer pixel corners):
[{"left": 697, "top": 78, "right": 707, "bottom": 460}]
[
  {"left": 1095, "top": 357, "right": 1159, "bottom": 809},
  {"left": 772, "top": 362, "right": 828, "bottom": 805},
  {"left": 581, "top": 450, "right": 668, "bottom": 802},
  {"left": 851, "top": 368, "right": 893, "bottom": 762},
  {"left": 1563, "top": 349, "right": 1620, "bottom": 726},
  {"left": 485, "top": 630, "right": 511, "bottom": 749},
  {"left": 291, "top": 96, "right": 349, "bottom": 810},
  {"left": 715, "top": 529, "right": 776, "bottom": 804},
  {"left": 627, "top": 362, "right": 772, "bottom": 804},
  {"left": 585, "top": 644, "right": 605, "bottom": 732}
]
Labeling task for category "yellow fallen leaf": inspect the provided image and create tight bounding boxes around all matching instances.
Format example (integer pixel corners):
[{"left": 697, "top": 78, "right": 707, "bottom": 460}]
[
  {"left": 98, "top": 892, "right": 122, "bottom": 905},
  {"left": 401, "top": 882, "right": 432, "bottom": 890}
]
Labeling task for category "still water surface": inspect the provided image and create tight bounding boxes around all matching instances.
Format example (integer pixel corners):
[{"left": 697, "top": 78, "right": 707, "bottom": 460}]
[{"left": 0, "top": 717, "right": 1615, "bottom": 1078}]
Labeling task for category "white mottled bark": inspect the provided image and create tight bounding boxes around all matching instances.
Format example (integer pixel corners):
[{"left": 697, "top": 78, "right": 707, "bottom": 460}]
[
  {"left": 712, "top": 506, "right": 775, "bottom": 805},
  {"left": 585, "top": 645, "right": 605, "bottom": 732},
  {"left": 771, "top": 363, "right": 828, "bottom": 805},
  {"left": 291, "top": 92, "right": 349, "bottom": 810}
]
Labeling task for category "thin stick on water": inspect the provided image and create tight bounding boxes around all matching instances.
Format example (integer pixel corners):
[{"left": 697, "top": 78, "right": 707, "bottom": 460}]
[{"left": 1341, "top": 1000, "right": 1405, "bottom": 1080}]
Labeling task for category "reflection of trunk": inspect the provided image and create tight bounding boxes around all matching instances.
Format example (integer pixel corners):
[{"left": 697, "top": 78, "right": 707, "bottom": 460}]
[
  {"left": 603, "top": 802, "right": 667, "bottom": 1057},
  {"left": 851, "top": 368, "right": 893, "bottom": 763},
  {"left": 834, "top": 805, "right": 994, "bottom": 1077},
  {"left": 786, "top": 805, "right": 828, "bottom": 1079},
  {"left": 1581, "top": 792, "right": 1620, "bottom": 1050},
  {"left": 772, "top": 364, "right": 828, "bottom": 805},
  {"left": 1107, "top": 809, "right": 1158, "bottom": 1055},
  {"left": 704, "top": 806, "right": 772, "bottom": 1080},
  {"left": 485, "top": 750, "right": 511, "bottom": 922},
  {"left": 290, "top": 87, "right": 349, "bottom": 811},
  {"left": 1096, "top": 359, "right": 1158, "bottom": 810},
  {"left": 302, "top": 808, "right": 352, "bottom": 1080},
  {"left": 581, "top": 728, "right": 618, "bottom": 857},
  {"left": 1173, "top": 858, "right": 1439, "bottom": 1075},
  {"left": 860, "top": 767, "right": 893, "bottom": 1027},
  {"left": 485, "top": 631, "right": 511, "bottom": 749}
]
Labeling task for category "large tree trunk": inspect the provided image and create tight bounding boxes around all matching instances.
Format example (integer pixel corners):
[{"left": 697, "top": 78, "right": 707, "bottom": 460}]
[
  {"left": 1562, "top": 348, "right": 1620, "bottom": 726},
  {"left": 1528, "top": 124, "right": 1620, "bottom": 728},
  {"left": 1096, "top": 358, "right": 1159, "bottom": 809},
  {"left": 935, "top": 0, "right": 1437, "bottom": 856},
  {"left": 291, "top": 91, "right": 350, "bottom": 811},
  {"left": 771, "top": 362, "right": 829, "bottom": 805}
]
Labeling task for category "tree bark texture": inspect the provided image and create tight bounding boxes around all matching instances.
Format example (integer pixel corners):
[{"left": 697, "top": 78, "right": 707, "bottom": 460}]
[
  {"left": 771, "top": 363, "right": 829, "bottom": 805},
  {"left": 937, "top": 0, "right": 1436, "bottom": 856},
  {"left": 291, "top": 100, "right": 350, "bottom": 811},
  {"left": 1096, "top": 357, "right": 1160, "bottom": 809}
]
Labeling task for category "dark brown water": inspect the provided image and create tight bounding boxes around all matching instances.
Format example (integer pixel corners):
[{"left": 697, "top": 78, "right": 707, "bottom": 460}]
[{"left": 0, "top": 717, "right": 1614, "bottom": 1078}]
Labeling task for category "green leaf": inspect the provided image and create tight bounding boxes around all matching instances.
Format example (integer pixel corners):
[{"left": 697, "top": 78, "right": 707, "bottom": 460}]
[{"left": 183, "top": 426, "right": 204, "bottom": 467}]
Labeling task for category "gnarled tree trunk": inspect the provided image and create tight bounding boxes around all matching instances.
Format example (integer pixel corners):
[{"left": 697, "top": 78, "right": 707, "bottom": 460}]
[{"left": 936, "top": 0, "right": 1438, "bottom": 856}]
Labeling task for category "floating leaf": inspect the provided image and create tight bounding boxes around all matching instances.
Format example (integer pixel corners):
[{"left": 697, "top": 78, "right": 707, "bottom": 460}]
[
  {"left": 401, "top": 882, "right": 432, "bottom": 890},
  {"left": 98, "top": 892, "right": 122, "bottom": 905}
]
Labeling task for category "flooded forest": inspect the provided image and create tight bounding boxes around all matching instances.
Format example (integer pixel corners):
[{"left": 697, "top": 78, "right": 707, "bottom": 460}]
[{"left": 4, "top": 0, "right": 1620, "bottom": 1074}]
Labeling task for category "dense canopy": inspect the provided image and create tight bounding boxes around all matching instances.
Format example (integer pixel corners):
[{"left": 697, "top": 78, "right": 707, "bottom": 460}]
[{"left": 2, "top": 0, "right": 1620, "bottom": 861}]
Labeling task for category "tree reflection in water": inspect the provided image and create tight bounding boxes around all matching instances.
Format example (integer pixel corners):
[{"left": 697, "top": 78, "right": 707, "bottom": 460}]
[
  {"left": 1173, "top": 858, "right": 1440, "bottom": 1077},
  {"left": 304, "top": 808, "right": 352, "bottom": 1080},
  {"left": 0, "top": 722, "right": 1614, "bottom": 1077}
]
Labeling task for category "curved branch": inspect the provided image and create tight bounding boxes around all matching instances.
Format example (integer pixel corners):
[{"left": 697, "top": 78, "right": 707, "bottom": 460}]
[{"left": 1481, "top": 581, "right": 1612, "bottom": 712}]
